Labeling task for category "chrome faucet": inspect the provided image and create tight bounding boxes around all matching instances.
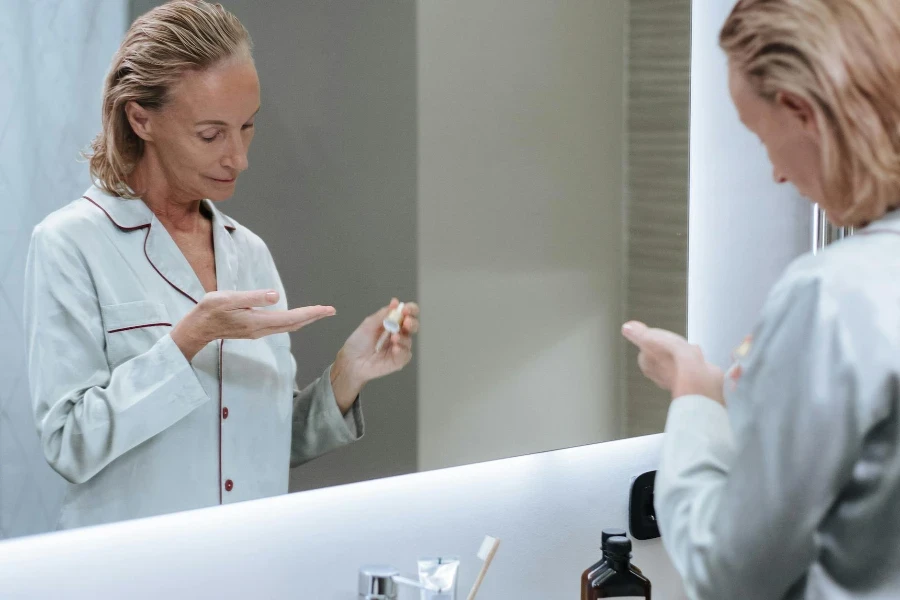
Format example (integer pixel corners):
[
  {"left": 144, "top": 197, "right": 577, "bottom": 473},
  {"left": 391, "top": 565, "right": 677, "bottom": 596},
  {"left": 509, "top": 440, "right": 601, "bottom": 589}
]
[
  {"left": 358, "top": 565, "right": 400, "bottom": 599},
  {"left": 358, "top": 565, "right": 443, "bottom": 599}
]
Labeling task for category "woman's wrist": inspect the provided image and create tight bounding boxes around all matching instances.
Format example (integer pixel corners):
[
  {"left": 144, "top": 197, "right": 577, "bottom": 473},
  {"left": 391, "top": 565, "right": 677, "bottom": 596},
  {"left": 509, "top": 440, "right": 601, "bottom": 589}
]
[
  {"left": 331, "top": 349, "right": 365, "bottom": 414},
  {"left": 671, "top": 366, "right": 725, "bottom": 405},
  {"left": 171, "top": 311, "right": 209, "bottom": 362}
]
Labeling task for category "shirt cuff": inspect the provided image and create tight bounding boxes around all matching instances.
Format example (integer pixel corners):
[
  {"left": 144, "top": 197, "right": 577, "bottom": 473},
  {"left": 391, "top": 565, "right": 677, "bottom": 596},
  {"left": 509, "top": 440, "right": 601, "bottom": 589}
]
[
  {"left": 152, "top": 333, "right": 210, "bottom": 407},
  {"left": 320, "top": 364, "right": 365, "bottom": 441},
  {"left": 667, "top": 394, "right": 730, "bottom": 433}
]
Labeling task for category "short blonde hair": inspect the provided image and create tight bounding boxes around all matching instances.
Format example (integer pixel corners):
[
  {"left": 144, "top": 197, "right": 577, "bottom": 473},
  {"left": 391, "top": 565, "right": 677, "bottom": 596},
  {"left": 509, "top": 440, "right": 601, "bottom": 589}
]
[
  {"left": 720, "top": 0, "right": 900, "bottom": 227},
  {"left": 87, "top": 0, "right": 252, "bottom": 198}
]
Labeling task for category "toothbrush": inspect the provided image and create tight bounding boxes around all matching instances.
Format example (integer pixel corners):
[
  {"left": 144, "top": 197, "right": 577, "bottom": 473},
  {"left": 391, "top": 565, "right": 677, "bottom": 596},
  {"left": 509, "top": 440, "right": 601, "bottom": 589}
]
[{"left": 466, "top": 535, "right": 500, "bottom": 600}]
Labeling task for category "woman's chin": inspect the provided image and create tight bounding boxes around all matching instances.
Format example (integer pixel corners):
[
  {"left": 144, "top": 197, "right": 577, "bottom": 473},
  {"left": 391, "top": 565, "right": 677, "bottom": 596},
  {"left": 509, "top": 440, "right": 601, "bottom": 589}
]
[{"left": 202, "top": 177, "right": 237, "bottom": 201}]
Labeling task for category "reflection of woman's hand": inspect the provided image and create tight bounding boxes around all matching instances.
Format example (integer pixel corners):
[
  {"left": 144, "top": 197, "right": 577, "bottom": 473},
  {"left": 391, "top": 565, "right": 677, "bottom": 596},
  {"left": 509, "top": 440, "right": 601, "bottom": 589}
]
[
  {"left": 331, "top": 299, "right": 420, "bottom": 413},
  {"left": 621, "top": 321, "right": 725, "bottom": 404},
  {"left": 172, "top": 289, "right": 335, "bottom": 362}
]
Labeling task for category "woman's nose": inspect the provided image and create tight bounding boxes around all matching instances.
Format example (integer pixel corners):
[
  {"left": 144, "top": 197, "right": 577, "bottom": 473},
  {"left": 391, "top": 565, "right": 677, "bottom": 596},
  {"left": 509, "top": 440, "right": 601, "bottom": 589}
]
[
  {"left": 223, "top": 138, "right": 249, "bottom": 172},
  {"left": 773, "top": 168, "right": 788, "bottom": 184},
  {"left": 232, "top": 149, "right": 249, "bottom": 173}
]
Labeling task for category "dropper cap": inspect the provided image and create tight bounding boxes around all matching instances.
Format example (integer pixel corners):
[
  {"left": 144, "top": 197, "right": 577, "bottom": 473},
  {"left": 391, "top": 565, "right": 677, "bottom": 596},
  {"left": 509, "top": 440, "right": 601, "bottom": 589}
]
[
  {"left": 375, "top": 302, "right": 405, "bottom": 352},
  {"left": 383, "top": 302, "right": 405, "bottom": 333}
]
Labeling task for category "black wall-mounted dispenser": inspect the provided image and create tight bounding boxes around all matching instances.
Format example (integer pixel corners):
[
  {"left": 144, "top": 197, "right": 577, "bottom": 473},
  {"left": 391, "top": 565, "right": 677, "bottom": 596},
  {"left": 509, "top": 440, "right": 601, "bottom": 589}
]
[{"left": 629, "top": 470, "right": 660, "bottom": 541}]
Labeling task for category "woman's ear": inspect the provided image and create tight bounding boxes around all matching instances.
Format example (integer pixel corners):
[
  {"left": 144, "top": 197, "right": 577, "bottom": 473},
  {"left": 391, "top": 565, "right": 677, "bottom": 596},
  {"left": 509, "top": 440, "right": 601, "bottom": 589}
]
[
  {"left": 124, "top": 101, "right": 153, "bottom": 142},
  {"left": 774, "top": 90, "right": 819, "bottom": 135}
]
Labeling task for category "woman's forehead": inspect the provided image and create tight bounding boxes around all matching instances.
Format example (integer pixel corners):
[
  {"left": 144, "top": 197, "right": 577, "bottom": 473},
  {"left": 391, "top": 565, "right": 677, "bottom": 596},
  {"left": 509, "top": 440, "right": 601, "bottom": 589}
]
[{"left": 167, "top": 61, "right": 260, "bottom": 123}]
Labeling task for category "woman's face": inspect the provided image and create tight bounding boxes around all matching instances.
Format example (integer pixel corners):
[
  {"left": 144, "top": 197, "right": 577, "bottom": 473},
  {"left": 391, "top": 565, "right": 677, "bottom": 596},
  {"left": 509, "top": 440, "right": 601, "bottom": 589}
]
[
  {"left": 728, "top": 63, "right": 826, "bottom": 207},
  {"left": 130, "top": 57, "right": 260, "bottom": 202}
]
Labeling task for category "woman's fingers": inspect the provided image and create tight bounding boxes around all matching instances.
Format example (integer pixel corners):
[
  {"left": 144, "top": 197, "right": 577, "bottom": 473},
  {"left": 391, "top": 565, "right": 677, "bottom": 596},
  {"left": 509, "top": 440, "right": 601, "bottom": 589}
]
[
  {"left": 401, "top": 316, "right": 419, "bottom": 335},
  {"left": 621, "top": 321, "right": 649, "bottom": 347},
  {"left": 391, "top": 338, "right": 413, "bottom": 363},
  {"left": 637, "top": 351, "right": 653, "bottom": 376},
  {"left": 637, "top": 352, "right": 668, "bottom": 390},
  {"left": 390, "top": 333, "right": 413, "bottom": 351},
  {"left": 248, "top": 306, "right": 336, "bottom": 336},
  {"left": 397, "top": 302, "right": 419, "bottom": 334},
  {"left": 402, "top": 302, "right": 420, "bottom": 318},
  {"left": 626, "top": 321, "right": 715, "bottom": 395},
  {"left": 369, "top": 298, "right": 401, "bottom": 325},
  {"left": 624, "top": 322, "right": 692, "bottom": 357},
  {"left": 285, "top": 305, "right": 336, "bottom": 325},
  {"left": 206, "top": 289, "right": 280, "bottom": 309}
]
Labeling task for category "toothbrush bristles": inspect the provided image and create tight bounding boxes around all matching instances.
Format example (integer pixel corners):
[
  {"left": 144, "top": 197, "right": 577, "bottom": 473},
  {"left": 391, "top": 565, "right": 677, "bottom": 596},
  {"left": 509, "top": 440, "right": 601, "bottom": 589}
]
[{"left": 477, "top": 535, "right": 499, "bottom": 560}]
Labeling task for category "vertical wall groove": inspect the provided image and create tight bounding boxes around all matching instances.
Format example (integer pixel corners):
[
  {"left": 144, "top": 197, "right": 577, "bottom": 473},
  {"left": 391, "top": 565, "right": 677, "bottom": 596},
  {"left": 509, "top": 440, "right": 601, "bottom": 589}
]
[{"left": 625, "top": 0, "right": 692, "bottom": 437}]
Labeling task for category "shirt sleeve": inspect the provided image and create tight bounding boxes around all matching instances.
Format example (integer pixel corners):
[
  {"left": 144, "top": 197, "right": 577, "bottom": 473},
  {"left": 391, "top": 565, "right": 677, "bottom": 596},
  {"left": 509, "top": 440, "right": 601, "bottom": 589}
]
[
  {"left": 290, "top": 362, "right": 364, "bottom": 468},
  {"left": 655, "top": 274, "right": 884, "bottom": 599},
  {"left": 24, "top": 223, "right": 210, "bottom": 484}
]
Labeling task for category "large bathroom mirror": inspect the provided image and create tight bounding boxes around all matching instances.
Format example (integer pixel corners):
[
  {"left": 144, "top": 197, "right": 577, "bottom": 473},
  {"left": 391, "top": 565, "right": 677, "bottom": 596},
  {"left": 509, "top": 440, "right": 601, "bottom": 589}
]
[{"left": 0, "top": 0, "right": 690, "bottom": 539}]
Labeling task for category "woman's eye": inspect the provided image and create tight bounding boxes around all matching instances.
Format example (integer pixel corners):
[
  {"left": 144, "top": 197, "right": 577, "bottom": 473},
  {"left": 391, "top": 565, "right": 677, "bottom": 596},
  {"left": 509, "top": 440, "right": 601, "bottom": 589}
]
[
  {"left": 242, "top": 123, "right": 254, "bottom": 131},
  {"left": 200, "top": 131, "right": 219, "bottom": 142}
]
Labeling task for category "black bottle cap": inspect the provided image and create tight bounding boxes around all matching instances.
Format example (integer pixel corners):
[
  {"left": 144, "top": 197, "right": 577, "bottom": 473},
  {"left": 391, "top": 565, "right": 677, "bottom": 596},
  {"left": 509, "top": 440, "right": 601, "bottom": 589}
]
[
  {"left": 606, "top": 535, "right": 632, "bottom": 558},
  {"left": 601, "top": 528, "right": 627, "bottom": 549}
]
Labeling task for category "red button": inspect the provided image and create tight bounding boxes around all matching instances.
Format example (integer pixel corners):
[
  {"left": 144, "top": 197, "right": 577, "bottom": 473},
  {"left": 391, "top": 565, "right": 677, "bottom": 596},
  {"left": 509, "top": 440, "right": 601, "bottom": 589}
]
[
  {"left": 224, "top": 479, "right": 233, "bottom": 492},
  {"left": 222, "top": 407, "right": 229, "bottom": 419}
]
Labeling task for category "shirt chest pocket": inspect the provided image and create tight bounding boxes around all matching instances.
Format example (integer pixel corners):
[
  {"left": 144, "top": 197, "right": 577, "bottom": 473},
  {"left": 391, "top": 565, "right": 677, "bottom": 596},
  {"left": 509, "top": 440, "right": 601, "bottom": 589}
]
[{"left": 100, "top": 301, "right": 173, "bottom": 369}]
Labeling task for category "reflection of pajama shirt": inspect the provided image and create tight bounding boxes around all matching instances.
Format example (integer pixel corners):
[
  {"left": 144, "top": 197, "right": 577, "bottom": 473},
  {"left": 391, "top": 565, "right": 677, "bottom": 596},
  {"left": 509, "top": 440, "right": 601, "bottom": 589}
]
[{"left": 25, "top": 185, "right": 363, "bottom": 530}]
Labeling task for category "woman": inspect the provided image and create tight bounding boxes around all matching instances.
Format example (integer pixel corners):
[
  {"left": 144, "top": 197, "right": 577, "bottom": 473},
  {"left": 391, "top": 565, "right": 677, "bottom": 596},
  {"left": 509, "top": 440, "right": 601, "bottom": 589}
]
[
  {"left": 24, "top": 0, "right": 419, "bottom": 530},
  {"left": 623, "top": 1, "right": 900, "bottom": 598}
]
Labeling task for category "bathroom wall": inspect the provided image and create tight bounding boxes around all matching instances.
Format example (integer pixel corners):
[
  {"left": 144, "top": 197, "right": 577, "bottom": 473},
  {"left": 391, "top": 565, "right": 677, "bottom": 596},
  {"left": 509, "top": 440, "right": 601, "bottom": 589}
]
[
  {"left": 0, "top": 0, "right": 128, "bottom": 540},
  {"left": 688, "top": 0, "right": 813, "bottom": 365},
  {"left": 0, "top": 433, "right": 687, "bottom": 599},
  {"left": 417, "top": 0, "right": 628, "bottom": 471}
]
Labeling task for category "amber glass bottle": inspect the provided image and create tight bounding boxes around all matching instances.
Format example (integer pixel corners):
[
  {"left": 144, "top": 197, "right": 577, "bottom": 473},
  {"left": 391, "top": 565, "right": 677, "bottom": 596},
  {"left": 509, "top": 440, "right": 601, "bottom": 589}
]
[
  {"left": 588, "top": 536, "right": 651, "bottom": 599},
  {"left": 580, "top": 528, "right": 628, "bottom": 600}
]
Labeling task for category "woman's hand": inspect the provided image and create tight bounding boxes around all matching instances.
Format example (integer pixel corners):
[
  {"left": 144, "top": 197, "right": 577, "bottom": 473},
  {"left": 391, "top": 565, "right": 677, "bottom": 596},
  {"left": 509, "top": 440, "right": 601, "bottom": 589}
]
[
  {"left": 621, "top": 321, "right": 725, "bottom": 404},
  {"left": 171, "top": 289, "right": 335, "bottom": 361},
  {"left": 330, "top": 298, "right": 420, "bottom": 413}
]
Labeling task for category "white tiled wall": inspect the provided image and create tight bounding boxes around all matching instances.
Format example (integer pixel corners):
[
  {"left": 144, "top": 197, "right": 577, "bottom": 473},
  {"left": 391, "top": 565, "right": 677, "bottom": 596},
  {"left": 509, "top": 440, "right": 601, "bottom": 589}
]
[{"left": 0, "top": 0, "right": 127, "bottom": 539}]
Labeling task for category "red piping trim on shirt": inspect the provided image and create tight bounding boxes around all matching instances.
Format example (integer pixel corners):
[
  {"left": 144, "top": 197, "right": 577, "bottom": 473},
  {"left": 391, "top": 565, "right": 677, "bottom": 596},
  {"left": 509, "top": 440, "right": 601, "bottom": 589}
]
[
  {"left": 86, "top": 194, "right": 225, "bottom": 507},
  {"left": 83, "top": 196, "right": 148, "bottom": 232},
  {"left": 107, "top": 323, "right": 172, "bottom": 333},
  {"left": 141, "top": 230, "right": 200, "bottom": 305},
  {"left": 218, "top": 340, "right": 225, "bottom": 504}
]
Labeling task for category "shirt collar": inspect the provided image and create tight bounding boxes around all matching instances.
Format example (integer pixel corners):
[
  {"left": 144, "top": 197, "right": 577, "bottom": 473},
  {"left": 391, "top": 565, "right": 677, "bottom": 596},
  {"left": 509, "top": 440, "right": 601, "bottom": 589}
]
[{"left": 82, "top": 184, "right": 237, "bottom": 233}]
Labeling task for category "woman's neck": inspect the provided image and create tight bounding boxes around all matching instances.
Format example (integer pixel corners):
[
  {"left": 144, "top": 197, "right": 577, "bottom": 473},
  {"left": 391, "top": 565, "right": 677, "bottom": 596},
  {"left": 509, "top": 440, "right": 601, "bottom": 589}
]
[{"left": 129, "top": 157, "right": 208, "bottom": 234}]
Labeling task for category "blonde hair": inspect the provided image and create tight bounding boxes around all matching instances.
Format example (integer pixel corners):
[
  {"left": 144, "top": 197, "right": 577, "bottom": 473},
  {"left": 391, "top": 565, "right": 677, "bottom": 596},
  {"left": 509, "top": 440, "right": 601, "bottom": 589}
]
[
  {"left": 87, "top": 0, "right": 252, "bottom": 198},
  {"left": 720, "top": 0, "right": 900, "bottom": 226}
]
